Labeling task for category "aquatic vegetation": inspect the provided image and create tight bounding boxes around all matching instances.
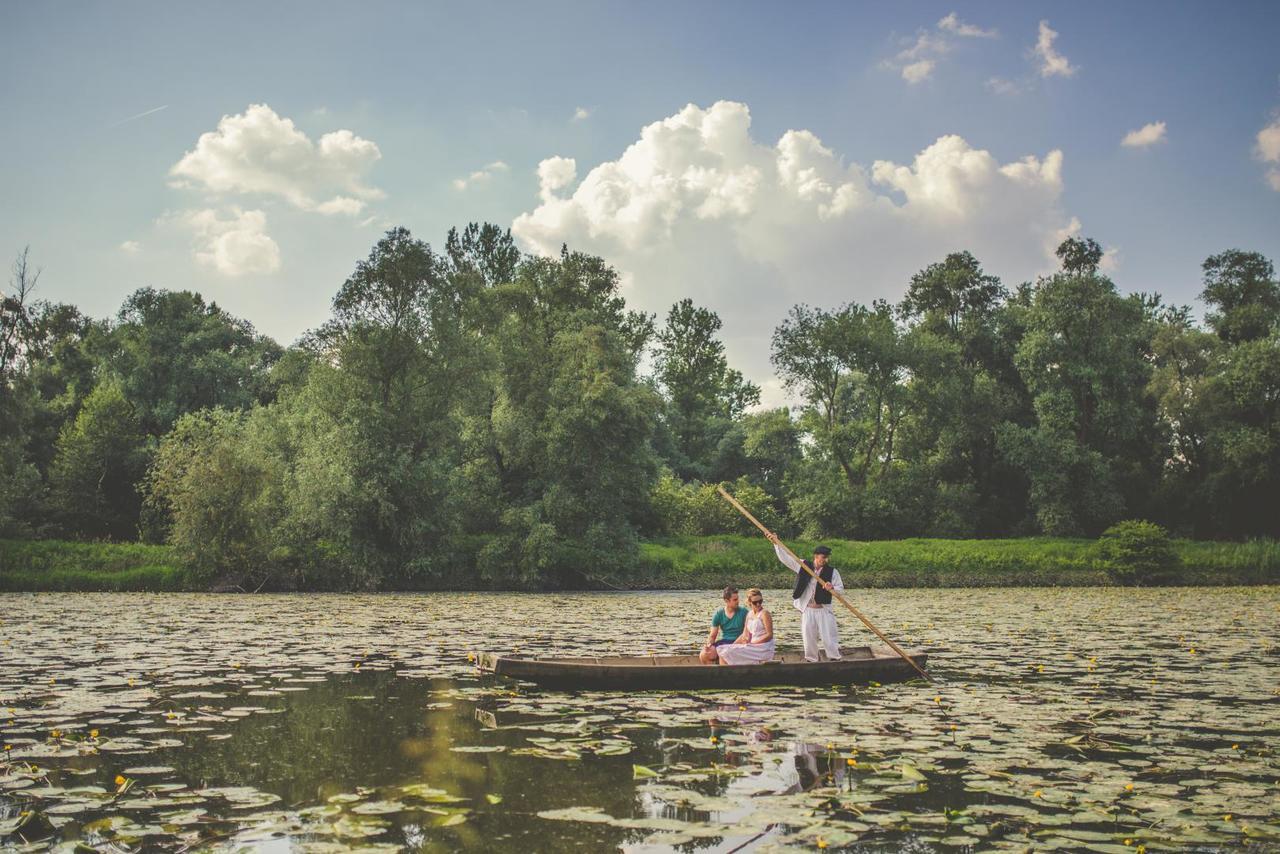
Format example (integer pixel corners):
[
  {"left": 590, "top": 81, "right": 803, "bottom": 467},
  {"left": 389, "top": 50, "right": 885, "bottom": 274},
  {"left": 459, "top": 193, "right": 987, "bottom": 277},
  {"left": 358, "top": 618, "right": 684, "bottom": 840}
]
[{"left": 0, "top": 587, "right": 1278, "bottom": 850}]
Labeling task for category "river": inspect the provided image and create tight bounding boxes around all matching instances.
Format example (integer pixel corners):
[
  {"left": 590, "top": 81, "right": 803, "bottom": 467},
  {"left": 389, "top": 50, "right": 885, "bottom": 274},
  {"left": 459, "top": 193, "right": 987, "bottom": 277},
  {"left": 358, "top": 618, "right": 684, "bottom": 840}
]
[{"left": 2, "top": 588, "right": 1278, "bottom": 851}]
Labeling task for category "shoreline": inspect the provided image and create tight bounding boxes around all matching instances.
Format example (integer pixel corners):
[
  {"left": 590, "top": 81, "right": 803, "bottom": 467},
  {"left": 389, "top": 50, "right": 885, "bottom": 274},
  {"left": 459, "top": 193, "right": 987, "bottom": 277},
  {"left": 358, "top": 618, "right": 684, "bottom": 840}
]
[{"left": 2, "top": 535, "right": 1276, "bottom": 592}]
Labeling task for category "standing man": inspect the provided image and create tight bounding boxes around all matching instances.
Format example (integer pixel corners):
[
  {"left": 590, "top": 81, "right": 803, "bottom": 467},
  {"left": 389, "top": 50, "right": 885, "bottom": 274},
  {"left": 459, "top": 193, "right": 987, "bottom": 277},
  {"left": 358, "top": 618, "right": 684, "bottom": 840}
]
[{"left": 766, "top": 533, "right": 842, "bottom": 662}]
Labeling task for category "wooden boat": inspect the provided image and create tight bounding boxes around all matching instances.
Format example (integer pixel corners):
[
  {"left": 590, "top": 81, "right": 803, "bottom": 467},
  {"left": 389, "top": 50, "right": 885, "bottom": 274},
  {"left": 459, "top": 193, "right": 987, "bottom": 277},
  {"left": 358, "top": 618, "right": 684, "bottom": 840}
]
[{"left": 474, "top": 646, "right": 928, "bottom": 690}]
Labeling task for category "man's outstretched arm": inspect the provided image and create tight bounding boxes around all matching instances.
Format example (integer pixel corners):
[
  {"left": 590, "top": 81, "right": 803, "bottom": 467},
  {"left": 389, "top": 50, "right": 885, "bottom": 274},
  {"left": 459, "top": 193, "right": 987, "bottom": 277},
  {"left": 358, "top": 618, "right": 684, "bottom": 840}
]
[{"left": 766, "top": 533, "right": 803, "bottom": 574}]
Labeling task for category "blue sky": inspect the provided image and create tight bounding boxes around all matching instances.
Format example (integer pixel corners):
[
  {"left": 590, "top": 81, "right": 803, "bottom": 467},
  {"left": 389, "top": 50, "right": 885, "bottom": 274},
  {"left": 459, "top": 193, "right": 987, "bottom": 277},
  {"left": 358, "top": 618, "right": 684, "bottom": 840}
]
[{"left": 3, "top": 1, "right": 1278, "bottom": 398}]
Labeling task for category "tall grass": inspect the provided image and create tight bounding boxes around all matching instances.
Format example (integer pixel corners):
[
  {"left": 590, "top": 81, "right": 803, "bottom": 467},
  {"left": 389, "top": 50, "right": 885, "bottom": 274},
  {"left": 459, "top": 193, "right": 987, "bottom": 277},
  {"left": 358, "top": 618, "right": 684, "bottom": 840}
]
[
  {"left": 0, "top": 539, "right": 188, "bottom": 592},
  {"left": 636, "top": 535, "right": 1280, "bottom": 589},
  {"left": 2, "top": 535, "right": 1276, "bottom": 592}
]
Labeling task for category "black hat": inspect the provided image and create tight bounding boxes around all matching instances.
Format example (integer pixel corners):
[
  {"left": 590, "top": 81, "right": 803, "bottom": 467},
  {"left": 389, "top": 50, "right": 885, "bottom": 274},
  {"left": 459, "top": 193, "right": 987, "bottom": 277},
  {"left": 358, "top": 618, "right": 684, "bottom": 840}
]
[{"left": 813, "top": 545, "right": 832, "bottom": 556}]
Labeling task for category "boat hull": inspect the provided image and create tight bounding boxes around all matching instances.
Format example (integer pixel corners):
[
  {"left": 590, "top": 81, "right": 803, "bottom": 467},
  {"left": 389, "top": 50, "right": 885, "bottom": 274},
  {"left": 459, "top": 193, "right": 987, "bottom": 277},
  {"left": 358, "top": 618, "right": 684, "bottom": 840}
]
[{"left": 475, "top": 647, "right": 928, "bottom": 690}]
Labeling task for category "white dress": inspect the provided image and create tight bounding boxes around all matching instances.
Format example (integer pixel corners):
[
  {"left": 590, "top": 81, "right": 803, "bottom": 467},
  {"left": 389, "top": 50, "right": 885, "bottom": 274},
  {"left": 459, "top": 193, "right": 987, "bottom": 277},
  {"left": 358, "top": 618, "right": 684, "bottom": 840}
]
[{"left": 718, "top": 611, "right": 776, "bottom": 665}]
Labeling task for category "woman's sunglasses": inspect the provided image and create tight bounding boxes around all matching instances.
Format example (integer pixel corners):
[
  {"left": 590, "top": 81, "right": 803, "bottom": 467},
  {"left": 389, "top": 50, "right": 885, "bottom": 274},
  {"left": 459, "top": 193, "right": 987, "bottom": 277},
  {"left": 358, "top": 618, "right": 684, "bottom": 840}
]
[{"left": 749, "top": 597, "right": 763, "bottom": 604}]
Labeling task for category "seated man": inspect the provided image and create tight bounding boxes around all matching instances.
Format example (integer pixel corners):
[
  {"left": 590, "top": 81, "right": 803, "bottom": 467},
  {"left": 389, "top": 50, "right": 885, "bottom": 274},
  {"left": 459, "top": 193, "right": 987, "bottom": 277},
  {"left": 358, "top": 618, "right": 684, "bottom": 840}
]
[{"left": 699, "top": 586, "right": 746, "bottom": 664}]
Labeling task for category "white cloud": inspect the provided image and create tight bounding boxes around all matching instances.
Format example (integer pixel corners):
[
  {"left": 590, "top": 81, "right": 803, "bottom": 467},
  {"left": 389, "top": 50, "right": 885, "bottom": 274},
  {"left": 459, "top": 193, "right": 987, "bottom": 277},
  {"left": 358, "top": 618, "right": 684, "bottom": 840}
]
[
  {"left": 169, "top": 104, "right": 384, "bottom": 215},
  {"left": 1100, "top": 246, "right": 1121, "bottom": 273},
  {"left": 1256, "top": 115, "right": 1280, "bottom": 191},
  {"left": 536, "top": 156, "right": 578, "bottom": 202},
  {"left": 572, "top": 107, "right": 591, "bottom": 122},
  {"left": 985, "top": 76, "right": 1024, "bottom": 96},
  {"left": 1121, "top": 121, "right": 1167, "bottom": 148},
  {"left": 174, "top": 208, "right": 281, "bottom": 277},
  {"left": 1034, "top": 20, "right": 1076, "bottom": 78},
  {"left": 884, "top": 14, "right": 995, "bottom": 85},
  {"left": 902, "top": 60, "right": 936, "bottom": 84},
  {"left": 452, "top": 160, "right": 509, "bottom": 191},
  {"left": 119, "top": 240, "right": 141, "bottom": 255},
  {"left": 937, "top": 12, "right": 997, "bottom": 38},
  {"left": 511, "top": 101, "right": 1078, "bottom": 402}
]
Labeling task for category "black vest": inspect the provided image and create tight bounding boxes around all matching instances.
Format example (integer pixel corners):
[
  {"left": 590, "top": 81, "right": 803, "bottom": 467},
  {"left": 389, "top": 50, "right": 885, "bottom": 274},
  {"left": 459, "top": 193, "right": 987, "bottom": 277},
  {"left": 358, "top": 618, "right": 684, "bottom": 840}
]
[{"left": 793, "top": 561, "right": 834, "bottom": 604}]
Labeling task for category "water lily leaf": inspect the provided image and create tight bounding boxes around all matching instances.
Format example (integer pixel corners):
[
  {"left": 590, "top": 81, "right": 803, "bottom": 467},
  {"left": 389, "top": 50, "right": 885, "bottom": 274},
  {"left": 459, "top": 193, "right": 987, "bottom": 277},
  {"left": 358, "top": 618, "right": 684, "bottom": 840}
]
[
  {"left": 633, "top": 764, "right": 660, "bottom": 779},
  {"left": 485, "top": 794, "right": 503, "bottom": 804},
  {"left": 350, "top": 800, "right": 405, "bottom": 815}
]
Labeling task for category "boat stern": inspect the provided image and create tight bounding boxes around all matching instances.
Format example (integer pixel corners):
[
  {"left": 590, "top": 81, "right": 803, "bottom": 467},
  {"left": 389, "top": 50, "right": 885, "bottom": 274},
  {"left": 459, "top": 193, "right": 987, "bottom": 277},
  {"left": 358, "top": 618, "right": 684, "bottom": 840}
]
[{"left": 472, "top": 651, "right": 502, "bottom": 673}]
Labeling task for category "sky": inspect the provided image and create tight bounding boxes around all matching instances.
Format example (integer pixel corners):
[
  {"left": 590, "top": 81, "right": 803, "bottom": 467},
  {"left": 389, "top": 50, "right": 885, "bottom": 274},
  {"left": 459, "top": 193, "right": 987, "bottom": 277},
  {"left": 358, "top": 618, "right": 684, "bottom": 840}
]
[{"left": 3, "top": 1, "right": 1279, "bottom": 403}]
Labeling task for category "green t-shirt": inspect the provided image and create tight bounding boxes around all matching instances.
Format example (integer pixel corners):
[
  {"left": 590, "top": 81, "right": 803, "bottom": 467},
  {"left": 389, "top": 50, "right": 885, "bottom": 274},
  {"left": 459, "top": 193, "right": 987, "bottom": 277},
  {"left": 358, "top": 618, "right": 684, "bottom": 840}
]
[{"left": 711, "top": 606, "right": 747, "bottom": 642}]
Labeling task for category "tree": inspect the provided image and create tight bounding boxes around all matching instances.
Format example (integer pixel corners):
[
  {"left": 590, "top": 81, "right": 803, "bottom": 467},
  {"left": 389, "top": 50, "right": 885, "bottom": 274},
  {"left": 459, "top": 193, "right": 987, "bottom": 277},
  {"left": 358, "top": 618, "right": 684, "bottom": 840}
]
[
  {"left": 1055, "top": 237, "right": 1105, "bottom": 275},
  {"left": 48, "top": 380, "right": 149, "bottom": 540},
  {"left": 1, "top": 248, "right": 40, "bottom": 383},
  {"left": 469, "top": 249, "right": 660, "bottom": 586},
  {"left": 1200, "top": 250, "right": 1280, "bottom": 344},
  {"left": 900, "top": 251, "right": 1006, "bottom": 340},
  {"left": 104, "top": 288, "right": 281, "bottom": 437},
  {"left": 652, "top": 299, "right": 760, "bottom": 480},
  {"left": 996, "top": 239, "right": 1163, "bottom": 535}
]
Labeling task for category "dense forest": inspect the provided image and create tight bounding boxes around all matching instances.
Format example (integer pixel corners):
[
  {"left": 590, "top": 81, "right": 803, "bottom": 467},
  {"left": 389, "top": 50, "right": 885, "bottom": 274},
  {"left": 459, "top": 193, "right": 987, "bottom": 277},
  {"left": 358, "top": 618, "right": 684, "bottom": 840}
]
[{"left": 1, "top": 226, "right": 1277, "bottom": 589}]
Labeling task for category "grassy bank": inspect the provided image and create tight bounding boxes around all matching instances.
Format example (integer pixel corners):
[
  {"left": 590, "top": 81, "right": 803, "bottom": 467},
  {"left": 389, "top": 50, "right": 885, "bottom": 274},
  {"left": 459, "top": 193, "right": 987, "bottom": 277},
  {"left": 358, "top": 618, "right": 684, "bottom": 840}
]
[
  {"left": 2, "top": 536, "right": 1277, "bottom": 592},
  {"left": 0, "top": 539, "right": 188, "bottom": 592},
  {"left": 634, "top": 535, "right": 1280, "bottom": 589}
]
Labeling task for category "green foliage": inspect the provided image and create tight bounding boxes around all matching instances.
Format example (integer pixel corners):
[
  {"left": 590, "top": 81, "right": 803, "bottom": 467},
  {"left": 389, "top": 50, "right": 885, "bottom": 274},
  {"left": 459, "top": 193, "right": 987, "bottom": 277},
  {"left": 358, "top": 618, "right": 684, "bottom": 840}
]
[
  {"left": 1095, "top": 520, "right": 1180, "bottom": 585},
  {"left": 653, "top": 299, "right": 760, "bottom": 480},
  {"left": 1200, "top": 250, "right": 1280, "bottom": 344},
  {"left": 4, "top": 233, "right": 1279, "bottom": 590},
  {"left": 636, "top": 533, "right": 1276, "bottom": 589},
  {"left": 0, "top": 538, "right": 185, "bottom": 591},
  {"left": 649, "top": 472, "right": 782, "bottom": 537},
  {"left": 144, "top": 408, "right": 271, "bottom": 585},
  {"left": 997, "top": 247, "right": 1162, "bottom": 535},
  {"left": 0, "top": 434, "right": 40, "bottom": 537},
  {"left": 48, "top": 380, "right": 150, "bottom": 540},
  {"left": 104, "top": 288, "right": 282, "bottom": 436}
]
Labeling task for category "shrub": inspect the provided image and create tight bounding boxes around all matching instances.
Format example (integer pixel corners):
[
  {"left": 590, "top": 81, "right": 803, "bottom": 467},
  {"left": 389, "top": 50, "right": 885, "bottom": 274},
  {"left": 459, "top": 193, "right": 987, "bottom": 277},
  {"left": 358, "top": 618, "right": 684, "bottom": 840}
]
[
  {"left": 1095, "top": 520, "right": 1180, "bottom": 585},
  {"left": 649, "top": 471, "right": 783, "bottom": 537}
]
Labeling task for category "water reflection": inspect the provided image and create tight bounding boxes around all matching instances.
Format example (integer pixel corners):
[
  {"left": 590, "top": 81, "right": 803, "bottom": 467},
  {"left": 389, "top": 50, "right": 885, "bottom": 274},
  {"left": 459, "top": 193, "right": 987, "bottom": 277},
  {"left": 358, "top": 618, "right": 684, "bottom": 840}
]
[{"left": 1, "top": 587, "right": 1278, "bottom": 851}]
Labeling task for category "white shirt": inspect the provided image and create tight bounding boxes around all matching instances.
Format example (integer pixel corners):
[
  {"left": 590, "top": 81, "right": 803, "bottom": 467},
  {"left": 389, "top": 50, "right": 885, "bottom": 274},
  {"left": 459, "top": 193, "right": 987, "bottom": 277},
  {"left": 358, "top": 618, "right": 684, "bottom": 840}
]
[{"left": 775, "top": 544, "right": 844, "bottom": 612}]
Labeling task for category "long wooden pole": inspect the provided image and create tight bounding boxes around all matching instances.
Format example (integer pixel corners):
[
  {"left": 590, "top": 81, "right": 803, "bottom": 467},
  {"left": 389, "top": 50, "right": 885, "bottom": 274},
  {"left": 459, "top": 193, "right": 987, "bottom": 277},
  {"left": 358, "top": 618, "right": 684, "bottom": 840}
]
[{"left": 717, "top": 485, "right": 931, "bottom": 681}]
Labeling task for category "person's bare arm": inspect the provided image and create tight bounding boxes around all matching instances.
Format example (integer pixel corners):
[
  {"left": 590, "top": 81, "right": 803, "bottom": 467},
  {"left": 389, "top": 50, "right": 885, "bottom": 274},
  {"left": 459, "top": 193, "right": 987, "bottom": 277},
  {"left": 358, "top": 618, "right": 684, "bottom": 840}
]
[{"left": 767, "top": 533, "right": 803, "bottom": 574}]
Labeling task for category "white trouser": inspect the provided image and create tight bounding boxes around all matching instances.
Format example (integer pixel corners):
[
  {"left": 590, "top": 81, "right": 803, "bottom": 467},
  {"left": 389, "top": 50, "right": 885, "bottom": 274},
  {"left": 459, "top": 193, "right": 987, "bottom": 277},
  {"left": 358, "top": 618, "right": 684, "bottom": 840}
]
[{"left": 801, "top": 606, "right": 841, "bottom": 661}]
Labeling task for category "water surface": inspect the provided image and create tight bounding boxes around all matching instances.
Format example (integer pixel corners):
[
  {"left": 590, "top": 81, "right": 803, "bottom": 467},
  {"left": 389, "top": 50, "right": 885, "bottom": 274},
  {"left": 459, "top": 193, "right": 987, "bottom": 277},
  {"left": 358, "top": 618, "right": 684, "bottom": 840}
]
[{"left": 2, "top": 588, "right": 1278, "bottom": 851}]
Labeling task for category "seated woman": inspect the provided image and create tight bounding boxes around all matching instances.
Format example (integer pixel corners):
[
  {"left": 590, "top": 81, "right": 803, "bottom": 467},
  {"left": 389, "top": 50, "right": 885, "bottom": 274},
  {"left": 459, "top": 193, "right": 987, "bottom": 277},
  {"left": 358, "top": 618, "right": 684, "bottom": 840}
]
[{"left": 718, "top": 588, "right": 775, "bottom": 665}]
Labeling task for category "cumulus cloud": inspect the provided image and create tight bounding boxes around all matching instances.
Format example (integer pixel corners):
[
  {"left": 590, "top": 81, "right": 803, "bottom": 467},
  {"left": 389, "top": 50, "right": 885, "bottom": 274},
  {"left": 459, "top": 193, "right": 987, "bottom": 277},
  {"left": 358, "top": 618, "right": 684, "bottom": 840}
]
[
  {"left": 452, "top": 161, "right": 510, "bottom": 191},
  {"left": 572, "top": 107, "right": 591, "bottom": 122},
  {"left": 536, "top": 156, "right": 578, "bottom": 202},
  {"left": 884, "top": 13, "right": 995, "bottom": 84},
  {"left": 174, "top": 208, "right": 281, "bottom": 277},
  {"left": 119, "top": 240, "right": 141, "bottom": 255},
  {"left": 511, "top": 101, "right": 1078, "bottom": 401},
  {"left": 1034, "top": 20, "right": 1076, "bottom": 78},
  {"left": 169, "top": 104, "right": 384, "bottom": 216},
  {"left": 1256, "top": 115, "right": 1280, "bottom": 191},
  {"left": 1121, "top": 121, "right": 1167, "bottom": 148}
]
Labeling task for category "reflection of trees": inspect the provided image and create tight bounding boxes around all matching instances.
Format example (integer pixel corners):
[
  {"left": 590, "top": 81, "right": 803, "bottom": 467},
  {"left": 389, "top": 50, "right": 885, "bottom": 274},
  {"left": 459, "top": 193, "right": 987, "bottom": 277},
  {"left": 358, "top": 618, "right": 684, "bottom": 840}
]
[{"left": 151, "top": 672, "right": 655, "bottom": 851}]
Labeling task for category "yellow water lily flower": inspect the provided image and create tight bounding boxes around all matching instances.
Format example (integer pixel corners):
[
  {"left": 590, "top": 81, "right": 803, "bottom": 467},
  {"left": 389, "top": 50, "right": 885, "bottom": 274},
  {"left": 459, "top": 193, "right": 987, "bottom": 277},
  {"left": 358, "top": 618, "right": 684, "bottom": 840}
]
[{"left": 115, "top": 774, "right": 126, "bottom": 786}]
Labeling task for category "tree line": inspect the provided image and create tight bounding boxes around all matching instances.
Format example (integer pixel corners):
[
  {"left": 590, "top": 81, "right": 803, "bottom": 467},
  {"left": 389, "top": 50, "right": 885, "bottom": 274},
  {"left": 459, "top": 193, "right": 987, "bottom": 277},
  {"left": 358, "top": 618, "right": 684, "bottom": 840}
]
[{"left": 1, "top": 226, "right": 1276, "bottom": 589}]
